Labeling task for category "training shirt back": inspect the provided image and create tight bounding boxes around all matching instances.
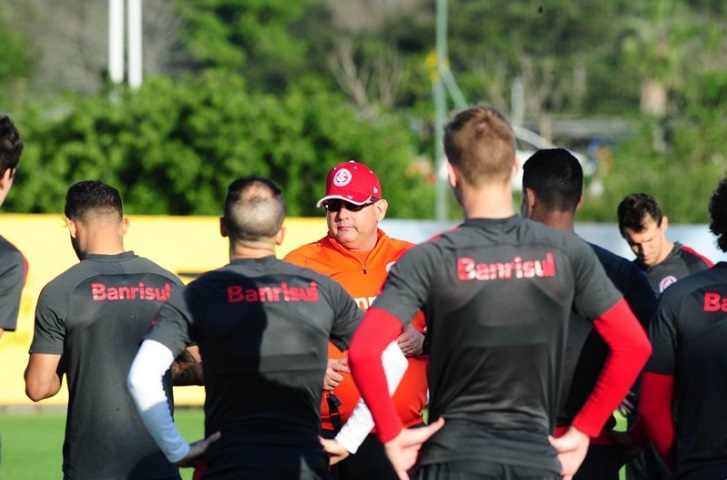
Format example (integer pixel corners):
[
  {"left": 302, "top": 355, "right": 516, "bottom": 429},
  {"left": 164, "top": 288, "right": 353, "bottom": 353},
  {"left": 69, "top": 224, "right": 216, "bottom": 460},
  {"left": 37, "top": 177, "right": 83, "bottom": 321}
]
[
  {"left": 646, "top": 262, "right": 727, "bottom": 480},
  {"left": 0, "top": 235, "right": 27, "bottom": 331},
  {"left": 636, "top": 242, "right": 713, "bottom": 294},
  {"left": 372, "top": 216, "right": 622, "bottom": 473},
  {"left": 29, "top": 251, "right": 183, "bottom": 480},
  {"left": 145, "top": 256, "right": 362, "bottom": 477},
  {"left": 284, "top": 229, "right": 428, "bottom": 430}
]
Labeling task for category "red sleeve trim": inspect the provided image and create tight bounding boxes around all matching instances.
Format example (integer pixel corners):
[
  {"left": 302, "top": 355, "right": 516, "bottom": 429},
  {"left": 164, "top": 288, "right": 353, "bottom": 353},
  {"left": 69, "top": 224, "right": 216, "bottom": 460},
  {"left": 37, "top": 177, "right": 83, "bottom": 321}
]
[
  {"left": 678, "top": 244, "right": 714, "bottom": 267},
  {"left": 638, "top": 372, "right": 675, "bottom": 469},
  {"left": 571, "top": 298, "right": 652, "bottom": 437},
  {"left": 348, "top": 307, "right": 404, "bottom": 442}
]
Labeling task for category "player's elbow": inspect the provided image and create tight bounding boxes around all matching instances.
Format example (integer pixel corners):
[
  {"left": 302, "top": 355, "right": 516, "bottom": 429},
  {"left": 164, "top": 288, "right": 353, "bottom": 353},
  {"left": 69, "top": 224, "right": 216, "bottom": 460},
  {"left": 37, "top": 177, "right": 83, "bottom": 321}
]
[
  {"left": 632, "top": 331, "right": 653, "bottom": 367},
  {"left": 24, "top": 379, "right": 54, "bottom": 402},
  {"left": 25, "top": 389, "right": 45, "bottom": 403},
  {"left": 24, "top": 368, "right": 61, "bottom": 402},
  {"left": 127, "top": 364, "right": 144, "bottom": 399}
]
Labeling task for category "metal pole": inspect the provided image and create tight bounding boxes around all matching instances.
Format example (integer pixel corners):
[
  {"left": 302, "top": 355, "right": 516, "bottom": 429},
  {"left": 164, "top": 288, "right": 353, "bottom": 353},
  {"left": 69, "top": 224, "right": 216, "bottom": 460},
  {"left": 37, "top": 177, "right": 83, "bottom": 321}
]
[
  {"left": 511, "top": 76, "right": 525, "bottom": 126},
  {"left": 108, "top": 0, "right": 124, "bottom": 84},
  {"left": 127, "top": 0, "right": 143, "bottom": 89},
  {"left": 434, "top": 0, "right": 449, "bottom": 221}
]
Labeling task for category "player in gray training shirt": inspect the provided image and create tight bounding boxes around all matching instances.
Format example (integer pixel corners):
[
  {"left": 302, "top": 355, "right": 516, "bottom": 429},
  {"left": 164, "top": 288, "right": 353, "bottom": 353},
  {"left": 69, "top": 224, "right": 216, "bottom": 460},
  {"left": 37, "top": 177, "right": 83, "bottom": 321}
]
[{"left": 25, "top": 181, "right": 187, "bottom": 480}]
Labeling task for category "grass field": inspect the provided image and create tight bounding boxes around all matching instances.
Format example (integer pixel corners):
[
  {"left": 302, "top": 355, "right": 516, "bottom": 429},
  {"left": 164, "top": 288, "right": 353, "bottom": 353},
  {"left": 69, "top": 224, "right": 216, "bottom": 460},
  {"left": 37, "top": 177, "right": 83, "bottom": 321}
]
[
  {"left": 0, "top": 407, "right": 205, "bottom": 480},
  {"left": 0, "top": 407, "right": 627, "bottom": 479}
]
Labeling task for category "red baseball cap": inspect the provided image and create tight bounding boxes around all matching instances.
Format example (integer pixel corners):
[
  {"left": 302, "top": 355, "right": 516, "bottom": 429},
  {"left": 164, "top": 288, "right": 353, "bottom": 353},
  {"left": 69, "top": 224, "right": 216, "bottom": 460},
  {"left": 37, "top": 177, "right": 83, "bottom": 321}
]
[{"left": 316, "top": 161, "right": 382, "bottom": 207}]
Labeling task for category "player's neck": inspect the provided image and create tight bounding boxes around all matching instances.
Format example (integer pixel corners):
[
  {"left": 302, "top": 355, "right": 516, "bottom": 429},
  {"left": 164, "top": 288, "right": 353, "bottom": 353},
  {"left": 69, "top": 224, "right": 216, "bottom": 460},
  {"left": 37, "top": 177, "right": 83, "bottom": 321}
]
[
  {"left": 84, "top": 231, "right": 125, "bottom": 255},
  {"left": 538, "top": 211, "right": 576, "bottom": 232},
  {"left": 460, "top": 184, "right": 515, "bottom": 220},
  {"left": 656, "top": 240, "right": 676, "bottom": 264},
  {"left": 229, "top": 239, "right": 277, "bottom": 260}
]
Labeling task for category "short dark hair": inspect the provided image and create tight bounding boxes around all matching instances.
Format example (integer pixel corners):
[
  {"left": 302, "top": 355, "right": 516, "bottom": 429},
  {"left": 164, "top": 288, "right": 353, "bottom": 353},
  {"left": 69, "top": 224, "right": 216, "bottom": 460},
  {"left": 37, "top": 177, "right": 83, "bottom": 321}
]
[
  {"left": 64, "top": 180, "right": 123, "bottom": 222},
  {"left": 0, "top": 115, "right": 23, "bottom": 177},
  {"left": 443, "top": 104, "right": 515, "bottom": 187},
  {"left": 223, "top": 176, "right": 285, "bottom": 242},
  {"left": 617, "top": 193, "right": 664, "bottom": 235},
  {"left": 709, "top": 176, "right": 727, "bottom": 252},
  {"left": 521, "top": 148, "right": 583, "bottom": 213}
]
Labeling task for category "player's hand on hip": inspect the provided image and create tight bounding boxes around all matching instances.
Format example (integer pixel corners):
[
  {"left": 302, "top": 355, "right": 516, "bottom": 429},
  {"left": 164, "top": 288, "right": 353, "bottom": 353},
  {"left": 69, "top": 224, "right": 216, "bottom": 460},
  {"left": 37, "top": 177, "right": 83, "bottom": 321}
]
[
  {"left": 319, "top": 437, "right": 350, "bottom": 465},
  {"left": 384, "top": 417, "right": 445, "bottom": 480},
  {"left": 176, "top": 431, "right": 222, "bottom": 468},
  {"left": 397, "top": 325, "right": 425, "bottom": 357},
  {"left": 323, "top": 358, "right": 349, "bottom": 390},
  {"left": 548, "top": 426, "right": 589, "bottom": 480}
]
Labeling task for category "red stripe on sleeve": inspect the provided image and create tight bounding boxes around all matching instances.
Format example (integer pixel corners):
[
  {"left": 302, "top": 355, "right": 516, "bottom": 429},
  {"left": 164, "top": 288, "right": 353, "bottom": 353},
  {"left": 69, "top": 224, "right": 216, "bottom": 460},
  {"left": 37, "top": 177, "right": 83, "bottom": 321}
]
[
  {"left": 638, "top": 372, "right": 675, "bottom": 469},
  {"left": 678, "top": 244, "right": 714, "bottom": 267},
  {"left": 572, "top": 299, "right": 652, "bottom": 437},
  {"left": 348, "top": 307, "right": 404, "bottom": 443}
]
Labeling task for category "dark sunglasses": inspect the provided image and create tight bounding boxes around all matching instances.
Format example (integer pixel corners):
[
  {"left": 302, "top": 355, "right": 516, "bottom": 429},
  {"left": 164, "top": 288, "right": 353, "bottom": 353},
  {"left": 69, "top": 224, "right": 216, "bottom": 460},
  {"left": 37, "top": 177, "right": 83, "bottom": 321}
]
[{"left": 323, "top": 199, "right": 377, "bottom": 213}]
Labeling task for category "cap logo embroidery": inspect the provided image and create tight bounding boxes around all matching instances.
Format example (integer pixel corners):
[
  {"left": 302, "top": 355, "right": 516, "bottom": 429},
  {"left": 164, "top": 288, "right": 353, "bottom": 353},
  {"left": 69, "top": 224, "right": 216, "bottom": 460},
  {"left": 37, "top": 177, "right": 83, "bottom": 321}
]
[{"left": 333, "top": 169, "right": 353, "bottom": 187}]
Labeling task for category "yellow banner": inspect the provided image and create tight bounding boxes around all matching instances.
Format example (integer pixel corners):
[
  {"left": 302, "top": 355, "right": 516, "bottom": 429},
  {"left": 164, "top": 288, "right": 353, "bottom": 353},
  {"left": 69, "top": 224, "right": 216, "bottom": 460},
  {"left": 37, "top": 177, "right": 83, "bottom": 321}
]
[{"left": 0, "top": 214, "right": 328, "bottom": 406}]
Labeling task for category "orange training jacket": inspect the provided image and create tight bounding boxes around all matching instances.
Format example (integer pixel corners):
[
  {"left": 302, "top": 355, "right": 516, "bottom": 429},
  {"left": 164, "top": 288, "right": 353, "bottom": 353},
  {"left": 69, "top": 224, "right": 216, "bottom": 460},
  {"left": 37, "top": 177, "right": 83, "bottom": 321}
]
[{"left": 284, "top": 229, "right": 428, "bottom": 431}]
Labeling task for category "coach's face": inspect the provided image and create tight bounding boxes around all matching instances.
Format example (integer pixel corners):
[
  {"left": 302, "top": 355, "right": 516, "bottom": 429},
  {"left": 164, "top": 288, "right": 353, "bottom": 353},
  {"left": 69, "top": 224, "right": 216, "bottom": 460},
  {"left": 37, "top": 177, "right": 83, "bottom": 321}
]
[{"left": 326, "top": 198, "right": 387, "bottom": 252}]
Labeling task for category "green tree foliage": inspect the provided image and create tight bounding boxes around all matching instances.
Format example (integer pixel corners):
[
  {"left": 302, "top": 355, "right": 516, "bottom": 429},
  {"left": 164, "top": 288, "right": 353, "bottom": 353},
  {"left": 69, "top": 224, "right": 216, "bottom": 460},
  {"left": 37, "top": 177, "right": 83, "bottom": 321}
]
[
  {"left": 3, "top": 0, "right": 727, "bottom": 222},
  {"left": 0, "top": 21, "right": 37, "bottom": 109},
  {"left": 579, "top": 109, "right": 727, "bottom": 223},
  {"left": 173, "top": 0, "right": 312, "bottom": 92},
  {"left": 8, "top": 73, "right": 434, "bottom": 218}
]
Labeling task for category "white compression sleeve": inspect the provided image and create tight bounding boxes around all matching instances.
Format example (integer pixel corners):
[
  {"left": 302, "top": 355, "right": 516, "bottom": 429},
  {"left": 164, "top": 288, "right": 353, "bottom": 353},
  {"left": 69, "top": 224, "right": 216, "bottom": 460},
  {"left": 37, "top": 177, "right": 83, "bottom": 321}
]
[
  {"left": 334, "top": 341, "right": 408, "bottom": 453},
  {"left": 127, "top": 339, "right": 190, "bottom": 463}
]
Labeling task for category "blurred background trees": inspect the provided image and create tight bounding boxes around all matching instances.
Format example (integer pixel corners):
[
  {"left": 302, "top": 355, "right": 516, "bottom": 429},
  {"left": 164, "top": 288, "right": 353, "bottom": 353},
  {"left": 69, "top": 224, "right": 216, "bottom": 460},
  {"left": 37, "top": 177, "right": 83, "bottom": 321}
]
[{"left": 1, "top": 0, "right": 725, "bottom": 220}]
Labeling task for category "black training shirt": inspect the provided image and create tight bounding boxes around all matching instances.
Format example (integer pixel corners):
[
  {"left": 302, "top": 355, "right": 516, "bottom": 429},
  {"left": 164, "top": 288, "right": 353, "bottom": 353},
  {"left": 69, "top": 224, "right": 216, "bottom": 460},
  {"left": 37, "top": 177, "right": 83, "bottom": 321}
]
[
  {"left": 646, "top": 262, "right": 727, "bottom": 480},
  {"left": 372, "top": 216, "right": 622, "bottom": 472},
  {"left": 636, "top": 242, "right": 712, "bottom": 295},
  {"left": 146, "top": 256, "right": 362, "bottom": 478}
]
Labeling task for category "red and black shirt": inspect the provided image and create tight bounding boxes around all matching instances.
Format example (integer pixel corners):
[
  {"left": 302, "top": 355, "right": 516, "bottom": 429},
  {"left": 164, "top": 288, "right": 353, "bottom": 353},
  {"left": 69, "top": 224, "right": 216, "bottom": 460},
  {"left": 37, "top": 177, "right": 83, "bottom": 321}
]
[
  {"left": 644, "top": 262, "right": 727, "bottom": 479},
  {"left": 371, "top": 217, "right": 625, "bottom": 473},
  {"left": 636, "top": 242, "right": 713, "bottom": 294}
]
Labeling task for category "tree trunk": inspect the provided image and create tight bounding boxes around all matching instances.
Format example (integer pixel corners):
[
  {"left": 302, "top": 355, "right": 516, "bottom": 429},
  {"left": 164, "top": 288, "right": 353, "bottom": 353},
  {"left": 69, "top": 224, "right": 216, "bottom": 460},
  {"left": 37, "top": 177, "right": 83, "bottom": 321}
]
[{"left": 640, "top": 78, "right": 667, "bottom": 116}]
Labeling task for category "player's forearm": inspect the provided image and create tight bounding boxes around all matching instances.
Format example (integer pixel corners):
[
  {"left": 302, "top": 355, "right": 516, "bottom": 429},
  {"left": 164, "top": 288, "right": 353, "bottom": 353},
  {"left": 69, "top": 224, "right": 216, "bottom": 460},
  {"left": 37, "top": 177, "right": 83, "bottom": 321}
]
[
  {"left": 128, "top": 339, "right": 190, "bottom": 462},
  {"left": 349, "top": 307, "right": 405, "bottom": 443},
  {"left": 24, "top": 372, "right": 61, "bottom": 401},
  {"left": 638, "top": 372, "right": 675, "bottom": 469},
  {"left": 572, "top": 299, "right": 652, "bottom": 437},
  {"left": 24, "top": 353, "right": 63, "bottom": 402},
  {"left": 336, "top": 341, "right": 408, "bottom": 453}
]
